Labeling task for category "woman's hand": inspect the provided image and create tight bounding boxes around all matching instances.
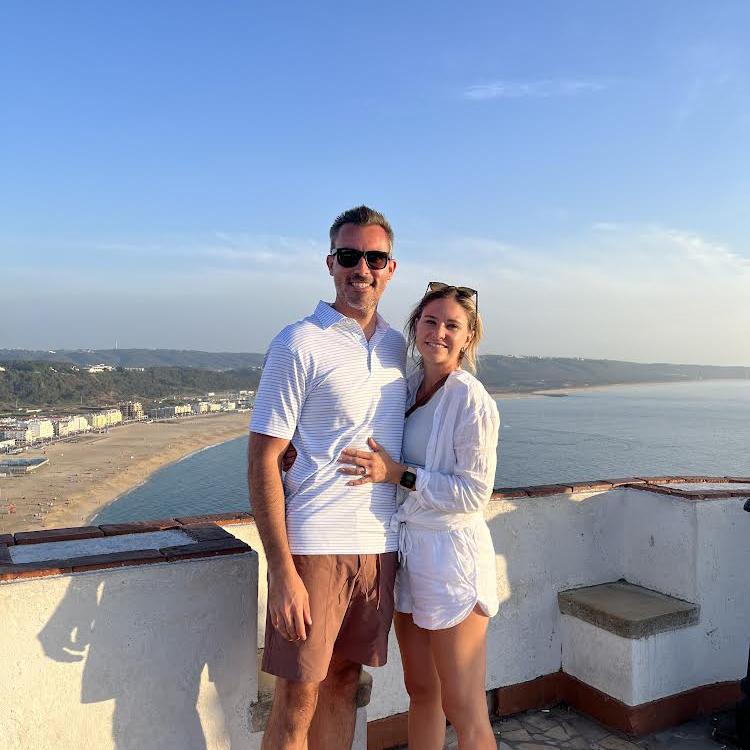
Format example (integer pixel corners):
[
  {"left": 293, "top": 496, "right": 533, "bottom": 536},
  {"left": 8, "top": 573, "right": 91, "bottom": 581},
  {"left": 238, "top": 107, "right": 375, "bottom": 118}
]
[
  {"left": 281, "top": 443, "right": 297, "bottom": 472},
  {"left": 338, "top": 437, "right": 404, "bottom": 486}
]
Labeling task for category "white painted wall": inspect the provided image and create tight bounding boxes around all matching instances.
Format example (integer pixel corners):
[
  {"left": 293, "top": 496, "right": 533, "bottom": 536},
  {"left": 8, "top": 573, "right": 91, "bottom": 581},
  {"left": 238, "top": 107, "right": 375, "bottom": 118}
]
[
  {"left": 1, "top": 488, "right": 746, "bottom": 748},
  {"left": 0, "top": 553, "right": 258, "bottom": 750},
  {"left": 225, "top": 486, "right": 750, "bottom": 721},
  {"left": 620, "top": 490, "right": 698, "bottom": 602}
]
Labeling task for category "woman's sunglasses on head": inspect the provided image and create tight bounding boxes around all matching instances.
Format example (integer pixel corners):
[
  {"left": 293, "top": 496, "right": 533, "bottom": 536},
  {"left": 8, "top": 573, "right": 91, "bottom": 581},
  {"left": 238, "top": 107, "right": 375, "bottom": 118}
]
[
  {"left": 331, "top": 248, "right": 392, "bottom": 270},
  {"left": 427, "top": 281, "right": 479, "bottom": 313}
]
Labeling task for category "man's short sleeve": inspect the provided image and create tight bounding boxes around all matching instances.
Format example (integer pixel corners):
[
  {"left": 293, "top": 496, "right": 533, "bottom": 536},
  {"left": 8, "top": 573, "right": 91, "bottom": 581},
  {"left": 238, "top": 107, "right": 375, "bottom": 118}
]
[{"left": 249, "top": 340, "right": 307, "bottom": 440}]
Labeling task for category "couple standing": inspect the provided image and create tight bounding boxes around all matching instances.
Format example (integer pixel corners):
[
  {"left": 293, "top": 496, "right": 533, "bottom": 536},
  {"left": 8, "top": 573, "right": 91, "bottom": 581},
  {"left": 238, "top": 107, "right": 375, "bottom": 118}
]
[{"left": 248, "top": 205, "right": 500, "bottom": 750}]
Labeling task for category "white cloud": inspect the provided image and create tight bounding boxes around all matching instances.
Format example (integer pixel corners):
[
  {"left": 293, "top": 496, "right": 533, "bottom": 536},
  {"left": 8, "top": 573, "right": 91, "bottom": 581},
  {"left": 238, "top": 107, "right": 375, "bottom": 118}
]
[
  {"left": 4, "top": 224, "right": 749, "bottom": 364},
  {"left": 388, "top": 223, "right": 750, "bottom": 366},
  {"left": 654, "top": 228, "right": 750, "bottom": 272},
  {"left": 197, "top": 233, "right": 326, "bottom": 271},
  {"left": 464, "top": 79, "right": 605, "bottom": 100}
]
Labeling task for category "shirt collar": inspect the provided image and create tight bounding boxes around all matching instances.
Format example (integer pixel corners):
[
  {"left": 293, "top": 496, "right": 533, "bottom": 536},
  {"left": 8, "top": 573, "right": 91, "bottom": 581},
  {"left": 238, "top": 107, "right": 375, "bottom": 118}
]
[
  {"left": 312, "top": 300, "right": 345, "bottom": 329},
  {"left": 313, "top": 300, "right": 390, "bottom": 335}
]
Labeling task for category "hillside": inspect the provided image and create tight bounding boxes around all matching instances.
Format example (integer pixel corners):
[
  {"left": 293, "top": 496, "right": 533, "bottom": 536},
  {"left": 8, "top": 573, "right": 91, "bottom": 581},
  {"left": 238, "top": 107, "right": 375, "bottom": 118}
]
[
  {"left": 0, "top": 349, "right": 265, "bottom": 370},
  {"left": 476, "top": 356, "right": 750, "bottom": 391},
  {"left": 1, "top": 351, "right": 748, "bottom": 410},
  {"left": 0, "top": 361, "right": 261, "bottom": 412}
]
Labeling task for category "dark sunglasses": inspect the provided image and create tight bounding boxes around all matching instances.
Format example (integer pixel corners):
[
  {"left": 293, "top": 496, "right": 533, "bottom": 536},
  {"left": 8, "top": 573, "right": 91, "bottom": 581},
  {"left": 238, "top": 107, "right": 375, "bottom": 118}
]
[
  {"left": 427, "top": 281, "right": 479, "bottom": 313},
  {"left": 331, "top": 247, "right": 392, "bottom": 270}
]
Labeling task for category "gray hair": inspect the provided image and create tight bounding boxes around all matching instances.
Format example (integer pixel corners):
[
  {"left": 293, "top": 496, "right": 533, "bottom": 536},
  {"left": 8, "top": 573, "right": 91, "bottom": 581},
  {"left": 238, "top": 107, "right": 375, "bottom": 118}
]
[{"left": 329, "top": 205, "right": 394, "bottom": 251}]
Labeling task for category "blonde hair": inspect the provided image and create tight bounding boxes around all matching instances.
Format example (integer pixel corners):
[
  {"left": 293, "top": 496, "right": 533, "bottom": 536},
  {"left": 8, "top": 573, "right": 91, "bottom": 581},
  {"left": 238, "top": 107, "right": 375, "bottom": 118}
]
[{"left": 405, "top": 286, "right": 483, "bottom": 372}]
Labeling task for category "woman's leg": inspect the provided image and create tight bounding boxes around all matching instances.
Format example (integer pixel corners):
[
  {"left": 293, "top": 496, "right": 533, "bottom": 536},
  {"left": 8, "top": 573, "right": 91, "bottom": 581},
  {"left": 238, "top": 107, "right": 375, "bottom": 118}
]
[
  {"left": 428, "top": 607, "right": 495, "bottom": 750},
  {"left": 394, "top": 611, "right": 446, "bottom": 750}
]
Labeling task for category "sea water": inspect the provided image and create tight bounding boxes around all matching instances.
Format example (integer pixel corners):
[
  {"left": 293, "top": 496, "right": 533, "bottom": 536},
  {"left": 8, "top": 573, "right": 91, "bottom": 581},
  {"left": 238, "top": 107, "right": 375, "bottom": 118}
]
[{"left": 95, "top": 380, "right": 750, "bottom": 523}]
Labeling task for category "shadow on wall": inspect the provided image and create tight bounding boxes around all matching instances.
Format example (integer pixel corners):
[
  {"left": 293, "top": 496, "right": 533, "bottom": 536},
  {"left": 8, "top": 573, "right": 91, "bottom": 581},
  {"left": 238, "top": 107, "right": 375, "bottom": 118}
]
[
  {"left": 36, "top": 569, "right": 251, "bottom": 750},
  {"left": 481, "top": 490, "right": 624, "bottom": 691}
]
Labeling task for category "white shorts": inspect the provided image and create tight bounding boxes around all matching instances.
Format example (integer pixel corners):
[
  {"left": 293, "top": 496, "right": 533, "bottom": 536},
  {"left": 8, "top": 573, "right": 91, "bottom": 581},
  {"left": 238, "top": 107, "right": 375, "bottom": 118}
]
[{"left": 394, "top": 520, "right": 499, "bottom": 630}]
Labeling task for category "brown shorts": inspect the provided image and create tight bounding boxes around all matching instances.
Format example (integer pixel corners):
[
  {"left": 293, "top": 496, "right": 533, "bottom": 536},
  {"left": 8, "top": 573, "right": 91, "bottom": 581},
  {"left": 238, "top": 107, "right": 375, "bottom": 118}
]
[{"left": 262, "top": 552, "right": 398, "bottom": 683}]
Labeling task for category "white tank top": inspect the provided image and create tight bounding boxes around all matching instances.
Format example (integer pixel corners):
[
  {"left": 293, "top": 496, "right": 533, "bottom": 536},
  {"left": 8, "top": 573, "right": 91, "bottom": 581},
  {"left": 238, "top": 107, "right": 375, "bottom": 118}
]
[{"left": 401, "top": 390, "right": 441, "bottom": 469}]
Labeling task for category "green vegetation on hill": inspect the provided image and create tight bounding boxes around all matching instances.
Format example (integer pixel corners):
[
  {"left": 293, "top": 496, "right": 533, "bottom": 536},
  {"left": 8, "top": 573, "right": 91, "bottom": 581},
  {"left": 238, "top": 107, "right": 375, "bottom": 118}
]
[
  {"left": 476, "top": 355, "right": 750, "bottom": 391},
  {"left": 1, "top": 351, "right": 748, "bottom": 411},
  {"left": 0, "top": 349, "right": 265, "bottom": 371},
  {"left": 0, "top": 361, "right": 261, "bottom": 411}
]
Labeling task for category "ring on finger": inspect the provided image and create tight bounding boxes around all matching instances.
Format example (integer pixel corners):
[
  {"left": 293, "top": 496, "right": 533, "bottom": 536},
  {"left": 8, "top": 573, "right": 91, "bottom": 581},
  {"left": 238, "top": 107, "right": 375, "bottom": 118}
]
[{"left": 361, "top": 466, "right": 367, "bottom": 476}]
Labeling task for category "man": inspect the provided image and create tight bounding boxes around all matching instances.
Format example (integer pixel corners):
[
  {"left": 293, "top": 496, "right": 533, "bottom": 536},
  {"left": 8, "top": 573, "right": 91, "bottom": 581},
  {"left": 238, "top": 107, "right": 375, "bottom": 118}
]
[{"left": 248, "top": 205, "right": 406, "bottom": 750}]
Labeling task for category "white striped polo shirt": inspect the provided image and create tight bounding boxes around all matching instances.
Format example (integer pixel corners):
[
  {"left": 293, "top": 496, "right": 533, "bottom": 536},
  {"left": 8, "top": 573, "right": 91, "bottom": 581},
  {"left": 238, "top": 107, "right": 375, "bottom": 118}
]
[{"left": 250, "top": 301, "right": 407, "bottom": 554}]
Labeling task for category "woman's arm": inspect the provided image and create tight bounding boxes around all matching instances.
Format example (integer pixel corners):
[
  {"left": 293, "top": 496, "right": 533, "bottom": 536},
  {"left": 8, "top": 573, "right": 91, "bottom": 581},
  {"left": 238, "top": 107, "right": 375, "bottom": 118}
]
[
  {"left": 412, "top": 404, "right": 499, "bottom": 513},
  {"left": 338, "top": 397, "right": 500, "bottom": 513}
]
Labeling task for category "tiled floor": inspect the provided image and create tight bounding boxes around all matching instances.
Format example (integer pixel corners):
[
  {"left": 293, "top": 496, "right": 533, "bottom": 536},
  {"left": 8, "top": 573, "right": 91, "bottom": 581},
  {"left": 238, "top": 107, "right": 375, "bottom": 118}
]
[{"left": 398, "top": 705, "right": 734, "bottom": 750}]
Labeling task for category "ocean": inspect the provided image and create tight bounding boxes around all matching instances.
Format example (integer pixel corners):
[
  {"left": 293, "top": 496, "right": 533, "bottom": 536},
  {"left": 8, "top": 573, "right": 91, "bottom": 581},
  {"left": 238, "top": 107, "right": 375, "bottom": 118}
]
[{"left": 94, "top": 380, "right": 750, "bottom": 523}]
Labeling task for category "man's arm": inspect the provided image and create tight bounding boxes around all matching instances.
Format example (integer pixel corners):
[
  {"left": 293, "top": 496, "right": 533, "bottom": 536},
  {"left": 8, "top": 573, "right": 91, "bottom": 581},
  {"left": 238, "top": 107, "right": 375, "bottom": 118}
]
[{"left": 248, "top": 431, "right": 312, "bottom": 641}]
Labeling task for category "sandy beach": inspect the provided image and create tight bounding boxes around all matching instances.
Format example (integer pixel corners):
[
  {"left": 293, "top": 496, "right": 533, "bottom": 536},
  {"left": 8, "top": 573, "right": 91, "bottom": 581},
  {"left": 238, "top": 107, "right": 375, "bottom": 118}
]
[{"left": 0, "top": 413, "right": 250, "bottom": 535}]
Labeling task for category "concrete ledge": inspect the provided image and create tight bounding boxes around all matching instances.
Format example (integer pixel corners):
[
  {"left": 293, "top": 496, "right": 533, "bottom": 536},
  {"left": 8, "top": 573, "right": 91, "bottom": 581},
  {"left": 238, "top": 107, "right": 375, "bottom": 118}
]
[
  {"left": 487, "top": 475, "right": 750, "bottom": 502},
  {"left": 0, "top": 524, "right": 253, "bottom": 581},
  {"left": 558, "top": 580, "right": 699, "bottom": 638}
]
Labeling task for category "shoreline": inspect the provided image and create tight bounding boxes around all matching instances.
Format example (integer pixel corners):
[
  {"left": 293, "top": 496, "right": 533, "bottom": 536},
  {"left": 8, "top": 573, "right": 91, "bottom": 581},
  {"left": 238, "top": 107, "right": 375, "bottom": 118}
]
[
  {"left": 4, "top": 379, "right": 748, "bottom": 534},
  {"left": 490, "top": 377, "right": 750, "bottom": 399},
  {"left": 0, "top": 413, "right": 250, "bottom": 535},
  {"left": 87, "top": 436, "right": 241, "bottom": 524}
]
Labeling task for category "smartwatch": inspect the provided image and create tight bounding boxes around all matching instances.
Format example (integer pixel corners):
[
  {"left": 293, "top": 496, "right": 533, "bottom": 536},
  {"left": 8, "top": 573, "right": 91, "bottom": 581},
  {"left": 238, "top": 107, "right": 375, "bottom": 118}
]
[{"left": 399, "top": 468, "right": 417, "bottom": 490}]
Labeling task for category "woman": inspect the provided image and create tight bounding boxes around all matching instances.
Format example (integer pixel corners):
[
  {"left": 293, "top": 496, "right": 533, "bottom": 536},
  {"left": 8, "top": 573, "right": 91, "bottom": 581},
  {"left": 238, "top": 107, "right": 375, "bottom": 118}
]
[{"left": 339, "top": 282, "right": 500, "bottom": 750}]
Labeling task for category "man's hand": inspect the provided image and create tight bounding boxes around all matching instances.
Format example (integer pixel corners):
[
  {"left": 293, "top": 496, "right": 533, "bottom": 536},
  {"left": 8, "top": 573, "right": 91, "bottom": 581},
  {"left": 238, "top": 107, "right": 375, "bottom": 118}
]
[
  {"left": 249, "top": 432, "right": 311, "bottom": 640},
  {"left": 268, "top": 566, "right": 313, "bottom": 641}
]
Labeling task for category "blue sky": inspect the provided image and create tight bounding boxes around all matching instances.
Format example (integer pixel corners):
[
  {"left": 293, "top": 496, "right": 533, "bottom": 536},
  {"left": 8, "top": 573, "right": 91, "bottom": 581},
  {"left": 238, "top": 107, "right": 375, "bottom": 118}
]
[{"left": 2, "top": 2, "right": 749, "bottom": 365}]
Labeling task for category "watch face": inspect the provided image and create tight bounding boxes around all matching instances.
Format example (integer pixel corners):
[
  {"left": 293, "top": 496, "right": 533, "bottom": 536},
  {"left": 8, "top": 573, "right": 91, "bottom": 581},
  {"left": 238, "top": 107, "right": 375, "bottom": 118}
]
[{"left": 400, "top": 470, "right": 417, "bottom": 490}]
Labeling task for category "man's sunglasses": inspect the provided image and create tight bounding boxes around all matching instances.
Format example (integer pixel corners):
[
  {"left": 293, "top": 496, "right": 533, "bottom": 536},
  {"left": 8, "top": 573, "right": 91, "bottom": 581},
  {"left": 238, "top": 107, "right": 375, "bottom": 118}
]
[
  {"left": 331, "top": 248, "right": 392, "bottom": 270},
  {"left": 427, "top": 281, "right": 479, "bottom": 313}
]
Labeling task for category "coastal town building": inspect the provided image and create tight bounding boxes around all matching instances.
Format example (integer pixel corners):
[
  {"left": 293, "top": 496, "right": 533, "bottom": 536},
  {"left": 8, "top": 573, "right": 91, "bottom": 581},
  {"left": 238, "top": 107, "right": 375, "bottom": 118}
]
[
  {"left": 52, "top": 415, "right": 90, "bottom": 437},
  {"left": 0, "top": 437, "right": 15, "bottom": 452},
  {"left": 119, "top": 401, "right": 144, "bottom": 421},
  {"left": 89, "top": 413, "right": 107, "bottom": 429},
  {"left": 1, "top": 425, "right": 33, "bottom": 445},
  {"left": 88, "top": 409, "right": 123, "bottom": 429},
  {"left": 152, "top": 404, "right": 193, "bottom": 419},
  {"left": 67, "top": 415, "right": 90, "bottom": 434},
  {"left": 52, "top": 419, "right": 70, "bottom": 438},
  {"left": 21, "top": 419, "right": 54, "bottom": 442}
]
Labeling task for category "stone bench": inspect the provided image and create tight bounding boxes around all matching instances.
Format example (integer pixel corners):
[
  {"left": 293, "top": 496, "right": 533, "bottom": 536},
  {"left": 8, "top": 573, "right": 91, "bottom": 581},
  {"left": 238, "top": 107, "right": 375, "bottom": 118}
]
[{"left": 558, "top": 580, "right": 700, "bottom": 708}]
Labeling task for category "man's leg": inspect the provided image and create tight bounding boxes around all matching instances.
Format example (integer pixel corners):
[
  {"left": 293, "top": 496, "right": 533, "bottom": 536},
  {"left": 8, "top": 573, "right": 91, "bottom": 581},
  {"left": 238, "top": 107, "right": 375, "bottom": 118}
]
[
  {"left": 307, "top": 651, "right": 362, "bottom": 750},
  {"left": 262, "top": 677, "right": 319, "bottom": 750}
]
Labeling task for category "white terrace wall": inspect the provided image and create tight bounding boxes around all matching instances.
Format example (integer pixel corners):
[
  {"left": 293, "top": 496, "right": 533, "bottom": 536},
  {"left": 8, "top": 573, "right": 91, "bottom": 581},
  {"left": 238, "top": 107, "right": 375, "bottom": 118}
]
[
  {"left": 0, "top": 553, "right": 259, "bottom": 750},
  {"left": 226, "top": 485, "right": 750, "bottom": 721}
]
